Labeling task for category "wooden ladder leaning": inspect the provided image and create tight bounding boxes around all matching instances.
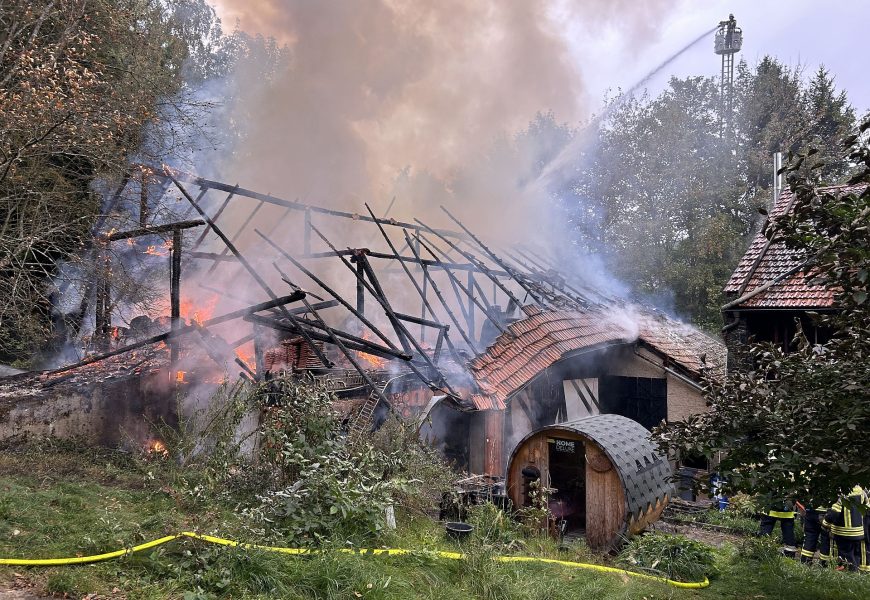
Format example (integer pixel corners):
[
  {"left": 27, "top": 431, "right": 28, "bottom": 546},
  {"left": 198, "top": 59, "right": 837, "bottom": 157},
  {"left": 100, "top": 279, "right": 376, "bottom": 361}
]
[{"left": 348, "top": 388, "right": 381, "bottom": 442}]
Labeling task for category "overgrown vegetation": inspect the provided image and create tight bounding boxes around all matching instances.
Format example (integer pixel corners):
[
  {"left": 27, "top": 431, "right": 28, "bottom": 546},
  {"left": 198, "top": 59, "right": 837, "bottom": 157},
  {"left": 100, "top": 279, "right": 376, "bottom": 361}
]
[
  {"left": 619, "top": 532, "right": 717, "bottom": 583},
  {"left": 657, "top": 115, "right": 870, "bottom": 503},
  {"left": 3, "top": 439, "right": 869, "bottom": 599}
]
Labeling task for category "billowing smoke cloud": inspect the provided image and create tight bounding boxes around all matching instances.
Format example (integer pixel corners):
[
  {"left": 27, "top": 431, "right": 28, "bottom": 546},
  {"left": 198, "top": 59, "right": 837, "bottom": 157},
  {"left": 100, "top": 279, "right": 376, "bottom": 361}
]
[{"left": 207, "top": 0, "right": 677, "bottom": 239}]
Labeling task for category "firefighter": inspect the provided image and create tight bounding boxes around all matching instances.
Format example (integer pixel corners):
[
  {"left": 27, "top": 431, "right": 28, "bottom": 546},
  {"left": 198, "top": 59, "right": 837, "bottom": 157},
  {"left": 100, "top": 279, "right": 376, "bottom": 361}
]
[
  {"left": 825, "top": 485, "right": 868, "bottom": 571},
  {"left": 798, "top": 501, "right": 829, "bottom": 564},
  {"left": 760, "top": 499, "right": 798, "bottom": 558},
  {"left": 863, "top": 487, "right": 870, "bottom": 574}
]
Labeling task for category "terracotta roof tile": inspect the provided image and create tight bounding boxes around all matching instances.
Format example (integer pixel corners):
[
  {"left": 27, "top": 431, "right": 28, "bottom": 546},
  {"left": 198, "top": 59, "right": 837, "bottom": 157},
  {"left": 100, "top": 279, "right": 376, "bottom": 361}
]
[
  {"left": 725, "top": 185, "right": 865, "bottom": 308},
  {"left": 468, "top": 307, "right": 726, "bottom": 409}
]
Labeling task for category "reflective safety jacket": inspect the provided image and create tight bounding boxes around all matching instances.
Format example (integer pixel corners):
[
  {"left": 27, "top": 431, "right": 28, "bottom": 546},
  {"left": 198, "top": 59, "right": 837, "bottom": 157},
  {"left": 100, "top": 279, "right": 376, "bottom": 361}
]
[
  {"left": 767, "top": 500, "right": 795, "bottom": 519},
  {"left": 824, "top": 486, "right": 868, "bottom": 539}
]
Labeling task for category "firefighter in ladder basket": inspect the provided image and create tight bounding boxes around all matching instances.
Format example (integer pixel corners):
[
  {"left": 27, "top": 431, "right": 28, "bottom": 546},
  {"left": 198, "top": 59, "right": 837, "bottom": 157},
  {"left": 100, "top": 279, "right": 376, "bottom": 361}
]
[{"left": 824, "top": 485, "right": 869, "bottom": 572}]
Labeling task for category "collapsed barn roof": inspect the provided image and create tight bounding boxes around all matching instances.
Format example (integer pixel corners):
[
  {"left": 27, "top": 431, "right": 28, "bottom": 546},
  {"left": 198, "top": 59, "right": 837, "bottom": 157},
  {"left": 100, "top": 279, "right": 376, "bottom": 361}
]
[{"left": 15, "top": 165, "right": 726, "bottom": 434}]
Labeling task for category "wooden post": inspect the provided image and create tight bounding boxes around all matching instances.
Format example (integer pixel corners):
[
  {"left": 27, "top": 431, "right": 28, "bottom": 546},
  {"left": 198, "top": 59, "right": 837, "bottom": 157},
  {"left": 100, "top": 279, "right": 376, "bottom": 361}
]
[
  {"left": 355, "top": 257, "right": 365, "bottom": 316},
  {"left": 252, "top": 323, "right": 266, "bottom": 380},
  {"left": 94, "top": 245, "right": 111, "bottom": 351},
  {"left": 167, "top": 172, "right": 332, "bottom": 368},
  {"left": 139, "top": 170, "right": 149, "bottom": 228},
  {"left": 170, "top": 227, "right": 182, "bottom": 368}
]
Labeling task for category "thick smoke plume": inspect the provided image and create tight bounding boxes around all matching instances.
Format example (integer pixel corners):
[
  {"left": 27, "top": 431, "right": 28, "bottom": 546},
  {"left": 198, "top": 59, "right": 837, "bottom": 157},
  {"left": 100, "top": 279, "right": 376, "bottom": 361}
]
[{"left": 207, "top": 0, "right": 676, "bottom": 240}]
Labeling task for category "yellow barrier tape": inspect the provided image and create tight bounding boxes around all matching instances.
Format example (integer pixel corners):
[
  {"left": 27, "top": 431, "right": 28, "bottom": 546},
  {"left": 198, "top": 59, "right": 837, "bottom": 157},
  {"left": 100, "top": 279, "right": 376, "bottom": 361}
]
[{"left": 0, "top": 532, "right": 709, "bottom": 589}]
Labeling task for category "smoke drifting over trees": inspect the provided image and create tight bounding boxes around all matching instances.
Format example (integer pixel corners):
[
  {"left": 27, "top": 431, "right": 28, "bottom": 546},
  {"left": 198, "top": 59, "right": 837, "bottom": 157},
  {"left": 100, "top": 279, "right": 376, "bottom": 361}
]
[{"left": 0, "top": 0, "right": 862, "bottom": 364}]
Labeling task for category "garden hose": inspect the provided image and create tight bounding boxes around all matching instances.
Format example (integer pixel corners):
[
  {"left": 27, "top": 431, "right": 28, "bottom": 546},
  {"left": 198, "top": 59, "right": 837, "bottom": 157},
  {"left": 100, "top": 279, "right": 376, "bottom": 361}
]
[{"left": 0, "top": 531, "right": 710, "bottom": 589}]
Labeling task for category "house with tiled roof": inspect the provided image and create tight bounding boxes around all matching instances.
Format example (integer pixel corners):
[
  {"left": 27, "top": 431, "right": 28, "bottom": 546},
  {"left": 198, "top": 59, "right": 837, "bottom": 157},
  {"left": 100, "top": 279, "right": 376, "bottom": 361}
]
[
  {"left": 427, "top": 303, "right": 726, "bottom": 476},
  {"left": 721, "top": 184, "right": 862, "bottom": 370}
]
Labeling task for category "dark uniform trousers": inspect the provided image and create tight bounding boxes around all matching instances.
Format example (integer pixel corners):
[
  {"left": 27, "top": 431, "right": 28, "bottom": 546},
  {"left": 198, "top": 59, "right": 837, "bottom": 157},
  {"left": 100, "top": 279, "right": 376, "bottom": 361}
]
[
  {"left": 801, "top": 508, "right": 826, "bottom": 563},
  {"left": 760, "top": 511, "right": 797, "bottom": 557}
]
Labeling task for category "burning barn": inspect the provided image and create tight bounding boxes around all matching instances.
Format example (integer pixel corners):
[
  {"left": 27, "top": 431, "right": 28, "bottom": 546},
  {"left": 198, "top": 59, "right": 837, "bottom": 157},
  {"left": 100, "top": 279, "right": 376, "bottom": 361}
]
[{"left": 0, "top": 165, "right": 724, "bottom": 521}]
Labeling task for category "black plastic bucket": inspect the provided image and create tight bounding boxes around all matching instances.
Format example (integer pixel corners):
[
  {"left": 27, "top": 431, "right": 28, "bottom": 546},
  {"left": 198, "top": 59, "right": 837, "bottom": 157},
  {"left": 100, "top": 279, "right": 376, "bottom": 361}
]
[{"left": 445, "top": 522, "right": 474, "bottom": 540}]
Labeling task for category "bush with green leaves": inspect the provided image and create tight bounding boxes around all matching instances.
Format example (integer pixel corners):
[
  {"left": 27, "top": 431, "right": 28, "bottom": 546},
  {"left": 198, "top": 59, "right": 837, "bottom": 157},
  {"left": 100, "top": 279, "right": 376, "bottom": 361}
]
[
  {"left": 242, "top": 377, "right": 453, "bottom": 546},
  {"left": 727, "top": 492, "right": 760, "bottom": 519},
  {"left": 368, "top": 415, "right": 456, "bottom": 516},
  {"left": 618, "top": 532, "right": 717, "bottom": 583}
]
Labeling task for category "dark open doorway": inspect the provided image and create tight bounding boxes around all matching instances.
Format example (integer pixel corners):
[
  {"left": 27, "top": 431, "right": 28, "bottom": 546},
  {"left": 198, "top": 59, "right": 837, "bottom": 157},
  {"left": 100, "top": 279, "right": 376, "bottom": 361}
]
[{"left": 547, "top": 437, "right": 585, "bottom": 533}]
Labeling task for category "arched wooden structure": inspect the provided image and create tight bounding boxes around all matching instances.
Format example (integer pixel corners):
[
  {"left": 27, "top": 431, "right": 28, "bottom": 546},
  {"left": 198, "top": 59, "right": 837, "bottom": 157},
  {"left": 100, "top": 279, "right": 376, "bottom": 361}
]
[{"left": 506, "top": 414, "right": 672, "bottom": 550}]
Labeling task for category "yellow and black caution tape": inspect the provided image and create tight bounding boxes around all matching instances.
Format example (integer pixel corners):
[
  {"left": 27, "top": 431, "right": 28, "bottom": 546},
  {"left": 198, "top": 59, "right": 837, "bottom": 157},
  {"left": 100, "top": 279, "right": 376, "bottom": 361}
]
[{"left": 0, "top": 531, "right": 710, "bottom": 589}]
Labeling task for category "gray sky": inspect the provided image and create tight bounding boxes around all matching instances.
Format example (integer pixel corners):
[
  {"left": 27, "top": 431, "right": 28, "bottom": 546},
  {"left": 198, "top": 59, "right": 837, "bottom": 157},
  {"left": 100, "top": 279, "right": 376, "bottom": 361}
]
[{"left": 574, "top": 0, "right": 869, "bottom": 113}]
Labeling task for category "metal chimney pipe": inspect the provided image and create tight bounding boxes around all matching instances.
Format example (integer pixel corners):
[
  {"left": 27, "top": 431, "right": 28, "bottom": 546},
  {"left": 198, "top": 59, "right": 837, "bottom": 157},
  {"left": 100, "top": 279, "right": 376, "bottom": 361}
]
[{"left": 772, "top": 151, "right": 783, "bottom": 204}]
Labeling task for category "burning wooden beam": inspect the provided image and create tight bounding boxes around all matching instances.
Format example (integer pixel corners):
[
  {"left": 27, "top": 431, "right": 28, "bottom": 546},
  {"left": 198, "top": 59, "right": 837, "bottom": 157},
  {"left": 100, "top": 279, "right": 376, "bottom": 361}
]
[
  {"left": 166, "top": 170, "right": 333, "bottom": 368},
  {"left": 104, "top": 220, "right": 205, "bottom": 242},
  {"left": 170, "top": 228, "right": 182, "bottom": 367},
  {"left": 45, "top": 292, "right": 306, "bottom": 375}
]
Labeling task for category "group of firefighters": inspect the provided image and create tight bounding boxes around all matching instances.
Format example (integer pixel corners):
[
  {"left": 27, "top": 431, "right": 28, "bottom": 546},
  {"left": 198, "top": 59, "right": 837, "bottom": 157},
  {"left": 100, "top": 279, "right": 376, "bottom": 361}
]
[{"left": 759, "top": 485, "right": 870, "bottom": 572}]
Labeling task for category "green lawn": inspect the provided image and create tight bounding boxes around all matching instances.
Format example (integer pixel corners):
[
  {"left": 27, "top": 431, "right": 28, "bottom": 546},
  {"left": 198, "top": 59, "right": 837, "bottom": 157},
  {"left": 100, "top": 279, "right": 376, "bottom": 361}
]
[{"left": 1, "top": 441, "right": 868, "bottom": 599}]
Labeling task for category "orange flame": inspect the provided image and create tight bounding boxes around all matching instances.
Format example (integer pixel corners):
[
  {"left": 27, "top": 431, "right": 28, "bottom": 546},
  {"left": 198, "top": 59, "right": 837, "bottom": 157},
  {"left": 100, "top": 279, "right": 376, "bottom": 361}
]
[
  {"left": 355, "top": 330, "right": 387, "bottom": 370},
  {"left": 180, "top": 295, "right": 218, "bottom": 326},
  {"left": 145, "top": 439, "right": 169, "bottom": 458},
  {"left": 175, "top": 370, "right": 186, "bottom": 383},
  {"left": 235, "top": 343, "right": 256, "bottom": 373}
]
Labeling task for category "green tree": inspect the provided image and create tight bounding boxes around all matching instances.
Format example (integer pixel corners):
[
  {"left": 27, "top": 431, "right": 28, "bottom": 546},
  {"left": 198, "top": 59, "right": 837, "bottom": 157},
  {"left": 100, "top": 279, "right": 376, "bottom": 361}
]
[
  {"left": 655, "top": 117, "right": 870, "bottom": 504},
  {"left": 0, "top": 0, "right": 224, "bottom": 364},
  {"left": 559, "top": 57, "right": 856, "bottom": 330}
]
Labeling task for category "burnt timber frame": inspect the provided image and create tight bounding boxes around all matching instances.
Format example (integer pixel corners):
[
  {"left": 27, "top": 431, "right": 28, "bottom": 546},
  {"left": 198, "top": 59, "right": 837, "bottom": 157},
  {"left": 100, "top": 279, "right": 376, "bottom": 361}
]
[{"left": 73, "top": 165, "right": 597, "bottom": 413}]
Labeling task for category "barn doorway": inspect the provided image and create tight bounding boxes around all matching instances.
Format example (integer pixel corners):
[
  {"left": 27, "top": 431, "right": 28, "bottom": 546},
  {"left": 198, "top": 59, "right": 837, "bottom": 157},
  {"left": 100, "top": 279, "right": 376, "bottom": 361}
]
[{"left": 547, "top": 437, "right": 585, "bottom": 534}]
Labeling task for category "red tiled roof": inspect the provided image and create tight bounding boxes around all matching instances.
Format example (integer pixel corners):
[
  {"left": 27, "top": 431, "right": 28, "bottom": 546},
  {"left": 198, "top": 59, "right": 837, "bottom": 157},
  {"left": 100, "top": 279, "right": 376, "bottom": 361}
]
[
  {"left": 468, "top": 306, "right": 725, "bottom": 409},
  {"left": 636, "top": 313, "right": 726, "bottom": 380},
  {"left": 724, "top": 185, "right": 865, "bottom": 309}
]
